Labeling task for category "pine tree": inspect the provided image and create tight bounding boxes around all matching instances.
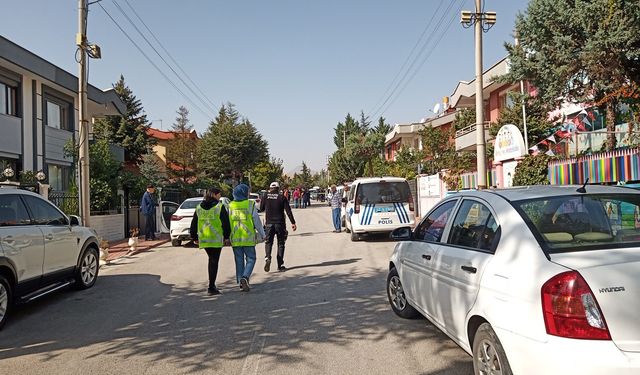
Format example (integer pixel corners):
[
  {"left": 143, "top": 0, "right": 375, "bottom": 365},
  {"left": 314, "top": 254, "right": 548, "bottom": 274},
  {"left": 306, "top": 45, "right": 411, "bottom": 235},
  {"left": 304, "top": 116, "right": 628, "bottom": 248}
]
[
  {"left": 93, "top": 75, "right": 155, "bottom": 163},
  {"left": 372, "top": 116, "right": 392, "bottom": 135},
  {"left": 198, "top": 103, "right": 269, "bottom": 182},
  {"left": 166, "top": 106, "right": 198, "bottom": 184}
]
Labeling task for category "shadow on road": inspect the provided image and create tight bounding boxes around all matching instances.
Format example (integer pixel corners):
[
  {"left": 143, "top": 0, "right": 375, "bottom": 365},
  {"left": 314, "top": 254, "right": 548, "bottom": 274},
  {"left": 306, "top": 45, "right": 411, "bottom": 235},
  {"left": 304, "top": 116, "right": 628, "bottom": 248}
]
[
  {"left": 285, "top": 258, "right": 361, "bottom": 271},
  {"left": 0, "top": 268, "right": 472, "bottom": 374}
]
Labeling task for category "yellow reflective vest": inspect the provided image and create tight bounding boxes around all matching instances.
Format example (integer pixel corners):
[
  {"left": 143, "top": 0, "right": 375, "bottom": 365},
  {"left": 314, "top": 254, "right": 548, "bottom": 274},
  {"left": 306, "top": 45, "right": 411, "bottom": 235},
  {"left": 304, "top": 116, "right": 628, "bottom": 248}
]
[
  {"left": 196, "top": 202, "right": 224, "bottom": 248},
  {"left": 228, "top": 200, "right": 256, "bottom": 246}
]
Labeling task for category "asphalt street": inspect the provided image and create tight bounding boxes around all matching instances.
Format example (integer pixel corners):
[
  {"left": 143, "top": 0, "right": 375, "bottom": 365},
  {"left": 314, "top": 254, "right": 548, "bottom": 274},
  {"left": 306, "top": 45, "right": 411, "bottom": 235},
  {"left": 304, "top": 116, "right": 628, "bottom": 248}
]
[{"left": 0, "top": 203, "right": 472, "bottom": 375}]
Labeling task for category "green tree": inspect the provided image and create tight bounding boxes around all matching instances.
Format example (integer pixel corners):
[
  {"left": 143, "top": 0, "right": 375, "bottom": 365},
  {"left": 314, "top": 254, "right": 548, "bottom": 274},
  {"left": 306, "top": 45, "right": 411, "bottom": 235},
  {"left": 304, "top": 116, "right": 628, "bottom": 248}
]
[
  {"left": 249, "top": 158, "right": 284, "bottom": 191},
  {"left": 504, "top": 0, "right": 640, "bottom": 150},
  {"left": 298, "top": 161, "right": 314, "bottom": 187},
  {"left": 333, "top": 113, "right": 366, "bottom": 149},
  {"left": 139, "top": 153, "right": 167, "bottom": 188},
  {"left": 512, "top": 154, "right": 552, "bottom": 186},
  {"left": 388, "top": 147, "right": 423, "bottom": 179},
  {"left": 89, "top": 138, "right": 121, "bottom": 212},
  {"left": 346, "top": 131, "right": 385, "bottom": 177},
  {"left": 452, "top": 108, "right": 476, "bottom": 131},
  {"left": 419, "top": 124, "right": 474, "bottom": 190},
  {"left": 372, "top": 116, "right": 392, "bottom": 135},
  {"left": 166, "top": 106, "right": 198, "bottom": 184},
  {"left": 328, "top": 150, "right": 364, "bottom": 184},
  {"left": 198, "top": 103, "right": 268, "bottom": 182},
  {"left": 92, "top": 75, "right": 155, "bottom": 163}
]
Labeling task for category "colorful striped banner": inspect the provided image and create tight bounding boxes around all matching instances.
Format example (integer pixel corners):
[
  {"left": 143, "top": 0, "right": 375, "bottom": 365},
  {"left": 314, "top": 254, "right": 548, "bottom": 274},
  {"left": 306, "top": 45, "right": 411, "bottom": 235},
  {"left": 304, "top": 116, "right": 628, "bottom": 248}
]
[
  {"left": 548, "top": 148, "right": 640, "bottom": 185},
  {"left": 459, "top": 169, "right": 497, "bottom": 189}
]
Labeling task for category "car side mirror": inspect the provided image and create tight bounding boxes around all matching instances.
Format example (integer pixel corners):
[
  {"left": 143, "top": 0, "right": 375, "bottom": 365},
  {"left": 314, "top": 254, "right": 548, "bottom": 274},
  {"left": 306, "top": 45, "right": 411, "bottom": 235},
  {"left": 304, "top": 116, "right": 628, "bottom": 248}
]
[
  {"left": 69, "top": 215, "right": 82, "bottom": 226},
  {"left": 391, "top": 226, "right": 413, "bottom": 241}
]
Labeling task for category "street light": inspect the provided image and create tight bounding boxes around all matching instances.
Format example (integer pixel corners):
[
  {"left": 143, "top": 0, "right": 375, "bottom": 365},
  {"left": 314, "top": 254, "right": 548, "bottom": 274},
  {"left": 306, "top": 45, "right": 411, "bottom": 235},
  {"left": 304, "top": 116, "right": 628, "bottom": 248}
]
[{"left": 460, "top": 0, "right": 496, "bottom": 190}]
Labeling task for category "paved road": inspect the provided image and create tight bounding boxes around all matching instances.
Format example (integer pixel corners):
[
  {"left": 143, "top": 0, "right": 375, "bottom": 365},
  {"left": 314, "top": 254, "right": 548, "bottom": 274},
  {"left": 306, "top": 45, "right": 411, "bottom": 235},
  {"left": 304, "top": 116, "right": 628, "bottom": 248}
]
[{"left": 0, "top": 203, "right": 472, "bottom": 375}]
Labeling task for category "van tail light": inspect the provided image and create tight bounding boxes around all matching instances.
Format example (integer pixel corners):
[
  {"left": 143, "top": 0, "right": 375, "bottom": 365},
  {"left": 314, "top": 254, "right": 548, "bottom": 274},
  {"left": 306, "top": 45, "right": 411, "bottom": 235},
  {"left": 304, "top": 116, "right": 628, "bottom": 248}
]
[
  {"left": 354, "top": 197, "right": 361, "bottom": 214},
  {"left": 541, "top": 271, "right": 610, "bottom": 340},
  {"left": 171, "top": 215, "right": 183, "bottom": 221},
  {"left": 407, "top": 192, "right": 415, "bottom": 212}
]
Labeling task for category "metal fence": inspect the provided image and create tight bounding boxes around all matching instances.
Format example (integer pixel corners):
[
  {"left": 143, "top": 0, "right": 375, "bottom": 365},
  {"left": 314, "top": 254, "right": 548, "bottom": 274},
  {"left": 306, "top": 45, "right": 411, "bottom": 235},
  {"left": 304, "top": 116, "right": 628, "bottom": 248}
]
[{"left": 49, "top": 192, "right": 79, "bottom": 216}]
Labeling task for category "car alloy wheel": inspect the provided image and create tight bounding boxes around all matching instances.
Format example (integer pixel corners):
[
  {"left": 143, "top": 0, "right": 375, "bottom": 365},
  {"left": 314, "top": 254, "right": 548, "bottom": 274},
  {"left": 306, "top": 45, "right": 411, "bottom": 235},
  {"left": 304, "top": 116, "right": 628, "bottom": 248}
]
[
  {"left": 81, "top": 251, "right": 98, "bottom": 285},
  {"left": 475, "top": 338, "right": 504, "bottom": 375},
  {"left": 0, "top": 283, "right": 8, "bottom": 324},
  {"left": 388, "top": 275, "right": 407, "bottom": 311}
]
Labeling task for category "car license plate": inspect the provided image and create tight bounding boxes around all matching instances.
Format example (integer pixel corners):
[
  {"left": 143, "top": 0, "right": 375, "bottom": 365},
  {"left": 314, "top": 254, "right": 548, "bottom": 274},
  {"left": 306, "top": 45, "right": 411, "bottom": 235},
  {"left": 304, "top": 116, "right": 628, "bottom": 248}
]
[
  {"left": 378, "top": 218, "right": 393, "bottom": 225},
  {"left": 375, "top": 206, "right": 395, "bottom": 213}
]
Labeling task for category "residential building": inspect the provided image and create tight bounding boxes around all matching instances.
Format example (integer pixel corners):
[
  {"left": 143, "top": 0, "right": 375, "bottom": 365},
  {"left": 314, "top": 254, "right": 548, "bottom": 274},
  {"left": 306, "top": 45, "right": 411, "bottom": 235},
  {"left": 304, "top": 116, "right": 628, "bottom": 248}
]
[
  {"left": 146, "top": 127, "right": 199, "bottom": 178},
  {"left": 384, "top": 110, "right": 457, "bottom": 161},
  {"left": 0, "top": 36, "right": 124, "bottom": 191}
]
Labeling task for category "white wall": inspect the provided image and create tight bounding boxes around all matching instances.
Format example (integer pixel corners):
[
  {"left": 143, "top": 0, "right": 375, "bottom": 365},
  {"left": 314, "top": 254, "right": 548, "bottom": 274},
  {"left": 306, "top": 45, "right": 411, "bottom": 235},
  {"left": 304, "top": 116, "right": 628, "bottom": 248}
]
[{"left": 90, "top": 214, "right": 124, "bottom": 242}]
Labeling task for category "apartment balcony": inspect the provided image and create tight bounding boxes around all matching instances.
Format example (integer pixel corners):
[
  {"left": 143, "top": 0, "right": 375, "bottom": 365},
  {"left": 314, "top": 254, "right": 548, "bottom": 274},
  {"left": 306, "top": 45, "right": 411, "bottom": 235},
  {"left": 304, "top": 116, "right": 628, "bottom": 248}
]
[{"left": 454, "top": 122, "right": 493, "bottom": 152}]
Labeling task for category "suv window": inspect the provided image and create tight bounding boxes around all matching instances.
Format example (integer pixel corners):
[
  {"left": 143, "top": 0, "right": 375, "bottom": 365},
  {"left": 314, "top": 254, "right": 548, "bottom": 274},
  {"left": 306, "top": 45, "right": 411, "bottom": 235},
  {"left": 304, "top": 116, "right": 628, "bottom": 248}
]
[
  {"left": 22, "top": 195, "right": 68, "bottom": 226},
  {"left": 415, "top": 200, "right": 457, "bottom": 242},
  {"left": 448, "top": 200, "right": 499, "bottom": 252},
  {"left": 357, "top": 181, "right": 410, "bottom": 204},
  {"left": 0, "top": 195, "right": 31, "bottom": 226}
]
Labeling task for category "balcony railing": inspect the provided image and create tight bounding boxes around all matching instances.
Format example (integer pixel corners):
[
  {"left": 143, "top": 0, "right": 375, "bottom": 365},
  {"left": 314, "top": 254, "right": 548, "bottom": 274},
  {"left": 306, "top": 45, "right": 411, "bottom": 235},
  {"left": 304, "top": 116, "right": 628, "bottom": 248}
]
[{"left": 454, "top": 122, "right": 491, "bottom": 138}]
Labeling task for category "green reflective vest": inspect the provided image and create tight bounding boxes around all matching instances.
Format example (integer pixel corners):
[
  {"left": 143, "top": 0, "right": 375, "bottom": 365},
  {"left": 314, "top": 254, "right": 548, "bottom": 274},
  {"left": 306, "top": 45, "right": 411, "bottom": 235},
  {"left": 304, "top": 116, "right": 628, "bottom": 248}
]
[
  {"left": 196, "top": 202, "right": 224, "bottom": 248},
  {"left": 229, "top": 200, "right": 256, "bottom": 246}
]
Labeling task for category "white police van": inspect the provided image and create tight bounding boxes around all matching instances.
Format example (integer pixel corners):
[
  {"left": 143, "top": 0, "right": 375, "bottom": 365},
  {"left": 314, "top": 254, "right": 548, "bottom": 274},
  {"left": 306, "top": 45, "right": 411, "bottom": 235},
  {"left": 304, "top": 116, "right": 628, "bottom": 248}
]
[{"left": 344, "top": 177, "right": 415, "bottom": 241}]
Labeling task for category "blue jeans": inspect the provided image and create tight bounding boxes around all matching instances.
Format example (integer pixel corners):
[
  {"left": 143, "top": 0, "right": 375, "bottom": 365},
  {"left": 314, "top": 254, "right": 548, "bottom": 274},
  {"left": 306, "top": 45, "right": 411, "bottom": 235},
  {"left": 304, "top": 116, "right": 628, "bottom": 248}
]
[
  {"left": 332, "top": 208, "right": 341, "bottom": 231},
  {"left": 233, "top": 246, "right": 256, "bottom": 283}
]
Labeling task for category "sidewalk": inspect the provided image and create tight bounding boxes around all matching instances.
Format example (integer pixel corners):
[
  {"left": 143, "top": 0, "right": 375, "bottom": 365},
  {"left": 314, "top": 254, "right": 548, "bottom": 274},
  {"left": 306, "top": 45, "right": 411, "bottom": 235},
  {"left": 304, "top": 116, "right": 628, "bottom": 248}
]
[{"left": 104, "top": 234, "right": 170, "bottom": 261}]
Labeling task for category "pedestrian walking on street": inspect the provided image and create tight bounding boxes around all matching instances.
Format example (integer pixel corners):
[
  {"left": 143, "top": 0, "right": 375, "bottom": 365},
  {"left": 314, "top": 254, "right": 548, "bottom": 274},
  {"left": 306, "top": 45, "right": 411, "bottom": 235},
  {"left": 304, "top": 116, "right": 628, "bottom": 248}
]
[
  {"left": 330, "top": 184, "right": 343, "bottom": 233},
  {"left": 140, "top": 184, "right": 158, "bottom": 240},
  {"left": 303, "top": 189, "right": 311, "bottom": 208},
  {"left": 229, "top": 184, "right": 265, "bottom": 292},
  {"left": 189, "top": 188, "right": 231, "bottom": 295},
  {"left": 260, "top": 182, "right": 297, "bottom": 272},
  {"left": 293, "top": 188, "right": 301, "bottom": 209}
]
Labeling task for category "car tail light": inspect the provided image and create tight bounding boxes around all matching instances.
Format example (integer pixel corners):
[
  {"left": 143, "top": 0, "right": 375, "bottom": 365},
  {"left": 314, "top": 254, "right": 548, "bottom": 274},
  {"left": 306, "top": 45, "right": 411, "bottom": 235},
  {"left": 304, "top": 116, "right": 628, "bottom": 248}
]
[
  {"left": 541, "top": 271, "right": 610, "bottom": 340},
  {"left": 171, "top": 215, "right": 183, "bottom": 221},
  {"left": 407, "top": 191, "right": 415, "bottom": 212},
  {"left": 354, "top": 197, "right": 361, "bottom": 214}
]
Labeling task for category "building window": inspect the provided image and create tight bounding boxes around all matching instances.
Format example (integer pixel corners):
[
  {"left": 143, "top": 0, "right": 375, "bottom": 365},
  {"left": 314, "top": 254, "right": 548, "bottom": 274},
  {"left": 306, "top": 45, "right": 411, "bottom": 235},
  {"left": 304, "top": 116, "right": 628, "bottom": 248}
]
[
  {"left": 46, "top": 99, "right": 67, "bottom": 130},
  {"left": 0, "top": 82, "right": 18, "bottom": 117},
  {"left": 48, "top": 164, "right": 71, "bottom": 191}
]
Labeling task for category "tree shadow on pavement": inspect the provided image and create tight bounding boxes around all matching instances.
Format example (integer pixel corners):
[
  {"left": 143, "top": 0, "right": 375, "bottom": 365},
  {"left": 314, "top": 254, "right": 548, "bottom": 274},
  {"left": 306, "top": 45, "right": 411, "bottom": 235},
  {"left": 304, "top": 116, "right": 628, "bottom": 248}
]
[
  {"left": 0, "top": 269, "right": 472, "bottom": 374},
  {"left": 284, "top": 258, "right": 361, "bottom": 271}
]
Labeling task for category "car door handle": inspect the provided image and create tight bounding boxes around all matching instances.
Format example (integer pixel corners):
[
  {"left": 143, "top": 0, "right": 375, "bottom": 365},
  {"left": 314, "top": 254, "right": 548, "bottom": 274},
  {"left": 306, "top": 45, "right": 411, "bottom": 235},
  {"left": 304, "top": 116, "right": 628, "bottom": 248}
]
[
  {"left": 45, "top": 234, "right": 54, "bottom": 240},
  {"left": 461, "top": 265, "right": 477, "bottom": 274},
  {"left": 422, "top": 254, "right": 431, "bottom": 260}
]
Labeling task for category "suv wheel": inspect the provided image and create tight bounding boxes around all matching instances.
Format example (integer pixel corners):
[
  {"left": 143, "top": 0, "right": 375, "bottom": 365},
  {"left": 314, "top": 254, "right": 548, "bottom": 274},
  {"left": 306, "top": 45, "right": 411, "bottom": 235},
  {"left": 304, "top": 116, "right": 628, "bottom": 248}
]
[
  {"left": 0, "top": 275, "right": 12, "bottom": 330},
  {"left": 472, "top": 323, "right": 512, "bottom": 375},
  {"left": 74, "top": 247, "right": 99, "bottom": 290}
]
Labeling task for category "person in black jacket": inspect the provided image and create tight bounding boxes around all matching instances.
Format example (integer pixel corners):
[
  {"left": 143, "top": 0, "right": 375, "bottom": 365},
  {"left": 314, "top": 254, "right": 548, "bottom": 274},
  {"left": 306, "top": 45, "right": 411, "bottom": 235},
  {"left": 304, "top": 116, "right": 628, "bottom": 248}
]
[
  {"left": 189, "top": 188, "right": 231, "bottom": 295},
  {"left": 260, "top": 182, "right": 297, "bottom": 272}
]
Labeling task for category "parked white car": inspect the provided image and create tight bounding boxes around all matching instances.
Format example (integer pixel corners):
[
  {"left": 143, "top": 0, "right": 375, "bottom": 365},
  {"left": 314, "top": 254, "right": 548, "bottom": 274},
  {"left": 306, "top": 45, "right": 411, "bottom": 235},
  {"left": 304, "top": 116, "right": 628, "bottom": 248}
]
[
  {"left": 0, "top": 188, "right": 100, "bottom": 329},
  {"left": 387, "top": 185, "right": 640, "bottom": 375},
  {"left": 344, "top": 177, "right": 415, "bottom": 241},
  {"left": 170, "top": 197, "right": 203, "bottom": 246}
]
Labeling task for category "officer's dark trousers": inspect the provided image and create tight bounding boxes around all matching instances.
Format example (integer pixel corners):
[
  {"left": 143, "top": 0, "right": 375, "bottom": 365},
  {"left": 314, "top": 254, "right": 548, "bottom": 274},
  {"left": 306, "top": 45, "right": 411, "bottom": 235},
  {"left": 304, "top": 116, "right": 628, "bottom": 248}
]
[
  {"left": 204, "top": 248, "right": 222, "bottom": 289},
  {"left": 265, "top": 224, "right": 287, "bottom": 268}
]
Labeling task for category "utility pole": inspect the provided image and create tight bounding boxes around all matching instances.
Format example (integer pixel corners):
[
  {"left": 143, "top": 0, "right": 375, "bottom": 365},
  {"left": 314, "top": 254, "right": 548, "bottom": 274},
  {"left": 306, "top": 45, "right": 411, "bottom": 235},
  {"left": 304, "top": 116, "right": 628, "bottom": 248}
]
[
  {"left": 515, "top": 37, "right": 529, "bottom": 150},
  {"left": 77, "top": 0, "right": 90, "bottom": 226},
  {"left": 461, "top": 1, "right": 496, "bottom": 190}
]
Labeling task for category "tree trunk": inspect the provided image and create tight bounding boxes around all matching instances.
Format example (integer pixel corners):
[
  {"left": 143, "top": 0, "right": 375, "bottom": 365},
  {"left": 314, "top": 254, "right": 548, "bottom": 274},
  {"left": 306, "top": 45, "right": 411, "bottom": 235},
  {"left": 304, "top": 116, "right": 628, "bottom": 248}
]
[{"left": 606, "top": 99, "right": 617, "bottom": 151}]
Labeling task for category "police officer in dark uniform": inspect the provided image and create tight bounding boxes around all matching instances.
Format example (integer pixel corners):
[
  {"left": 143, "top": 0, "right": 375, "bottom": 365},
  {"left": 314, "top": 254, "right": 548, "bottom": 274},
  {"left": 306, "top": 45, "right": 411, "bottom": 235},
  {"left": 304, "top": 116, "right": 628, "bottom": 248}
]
[{"left": 260, "top": 182, "right": 297, "bottom": 272}]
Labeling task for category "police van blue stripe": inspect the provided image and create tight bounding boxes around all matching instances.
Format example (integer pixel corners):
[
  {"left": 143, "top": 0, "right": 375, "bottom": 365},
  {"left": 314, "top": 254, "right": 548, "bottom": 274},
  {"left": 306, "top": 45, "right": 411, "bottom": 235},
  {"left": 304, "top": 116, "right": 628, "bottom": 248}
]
[
  {"left": 360, "top": 204, "right": 368, "bottom": 225},
  {"left": 396, "top": 202, "right": 407, "bottom": 223},
  {"left": 393, "top": 203, "right": 404, "bottom": 223},
  {"left": 368, "top": 204, "right": 376, "bottom": 225},
  {"left": 399, "top": 203, "right": 410, "bottom": 223}
]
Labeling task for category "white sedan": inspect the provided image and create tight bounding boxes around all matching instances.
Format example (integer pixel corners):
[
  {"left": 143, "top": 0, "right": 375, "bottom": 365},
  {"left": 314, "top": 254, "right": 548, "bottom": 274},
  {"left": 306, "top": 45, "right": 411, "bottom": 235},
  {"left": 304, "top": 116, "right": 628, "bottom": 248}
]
[{"left": 387, "top": 185, "right": 640, "bottom": 375}]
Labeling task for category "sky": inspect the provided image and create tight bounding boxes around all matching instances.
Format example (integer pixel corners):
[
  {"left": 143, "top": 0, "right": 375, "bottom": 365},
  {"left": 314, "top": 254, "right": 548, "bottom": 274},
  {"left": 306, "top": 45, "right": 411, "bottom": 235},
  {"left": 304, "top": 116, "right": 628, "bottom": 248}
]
[{"left": 1, "top": 0, "right": 529, "bottom": 173}]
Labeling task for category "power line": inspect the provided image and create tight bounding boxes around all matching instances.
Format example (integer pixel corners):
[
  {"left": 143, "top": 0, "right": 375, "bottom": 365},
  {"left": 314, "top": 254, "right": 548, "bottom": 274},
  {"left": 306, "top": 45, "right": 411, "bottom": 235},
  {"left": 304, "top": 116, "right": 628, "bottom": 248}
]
[
  {"left": 109, "top": 0, "right": 215, "bottom": 118},
  {"left": 97, "top": 2, "right": 214, "bottom": 120},
  {"left": 368, "top": 0, "right": 465, "bottom": 120},
  {"left": 377, "top": 0, "right": 467, "bottom": 118},
  {"left": 122, "top": 0, "right": 218, "bottom": 110},
  {"left": 366, "top": 0, "right": 446, "bottom": 117}
]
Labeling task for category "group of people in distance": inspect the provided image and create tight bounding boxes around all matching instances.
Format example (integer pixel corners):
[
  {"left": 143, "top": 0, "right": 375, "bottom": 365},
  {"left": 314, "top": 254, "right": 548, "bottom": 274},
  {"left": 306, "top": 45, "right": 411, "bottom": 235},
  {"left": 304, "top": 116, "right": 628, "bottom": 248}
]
[{"left": 189, "top": 182, "right": 296, "bottom": 295}]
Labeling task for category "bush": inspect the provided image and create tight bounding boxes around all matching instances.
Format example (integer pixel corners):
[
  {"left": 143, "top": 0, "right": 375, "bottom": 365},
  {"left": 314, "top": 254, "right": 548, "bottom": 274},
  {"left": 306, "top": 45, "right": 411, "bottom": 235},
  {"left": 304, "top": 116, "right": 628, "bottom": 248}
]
[{"left": 512, "top": 155, "right": 552, "bottom": 186}]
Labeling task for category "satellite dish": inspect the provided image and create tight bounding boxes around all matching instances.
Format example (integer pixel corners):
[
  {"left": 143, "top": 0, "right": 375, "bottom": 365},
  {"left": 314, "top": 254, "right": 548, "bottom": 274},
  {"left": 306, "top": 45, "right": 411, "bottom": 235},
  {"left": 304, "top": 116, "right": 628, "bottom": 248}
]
[{"left": 433, "top": 103, "right": 441, "bottom": 114}]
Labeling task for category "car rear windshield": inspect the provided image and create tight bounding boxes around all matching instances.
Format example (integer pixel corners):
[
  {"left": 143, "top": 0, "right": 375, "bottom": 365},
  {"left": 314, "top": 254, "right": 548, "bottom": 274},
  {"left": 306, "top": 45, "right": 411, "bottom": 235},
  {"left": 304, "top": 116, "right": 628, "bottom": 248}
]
[
  {"left": 357, "top": 181, "right": 410, "bottom": 204},
  {"left": 179, "top": 199, "right": 202, "bottom": 210},
  {"left": 514, "top": 193, "right": 640, "bottom": 253}
]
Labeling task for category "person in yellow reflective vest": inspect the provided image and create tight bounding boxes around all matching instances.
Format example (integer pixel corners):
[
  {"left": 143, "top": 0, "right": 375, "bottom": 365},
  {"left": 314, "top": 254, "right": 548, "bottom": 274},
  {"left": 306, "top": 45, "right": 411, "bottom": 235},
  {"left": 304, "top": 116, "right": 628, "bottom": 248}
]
[
  {"left": 229, "top": 184, "right": 265, "bottom": 292},
  {"left": 189, "top": 188, "right": 231, "bottom": 295}
]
